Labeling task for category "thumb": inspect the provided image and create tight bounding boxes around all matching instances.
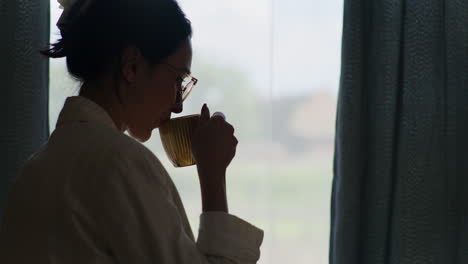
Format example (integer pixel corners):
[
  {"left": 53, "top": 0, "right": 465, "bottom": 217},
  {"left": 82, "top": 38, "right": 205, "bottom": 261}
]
[{"left": 199, "top": 103, "right": 210, "bottom": 124}]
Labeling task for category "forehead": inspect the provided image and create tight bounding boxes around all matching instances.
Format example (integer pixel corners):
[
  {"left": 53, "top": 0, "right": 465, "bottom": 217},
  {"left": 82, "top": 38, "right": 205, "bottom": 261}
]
[{"left": 166, "top": 39, "right": 192, "bottom": 72}]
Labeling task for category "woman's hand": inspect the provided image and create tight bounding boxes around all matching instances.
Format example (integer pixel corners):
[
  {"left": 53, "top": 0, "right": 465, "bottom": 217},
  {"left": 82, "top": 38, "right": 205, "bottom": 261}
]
[
  {"left": 191, "top": 104, "right": 238, "bottom": 212},
  {"left": 192, "top": 104, "right": 238, "bottom": 174}
]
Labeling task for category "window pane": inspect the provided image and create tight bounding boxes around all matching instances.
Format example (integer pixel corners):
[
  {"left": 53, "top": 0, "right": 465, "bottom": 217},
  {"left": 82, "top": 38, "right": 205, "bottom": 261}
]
[{"left": 49, "top": 1, "right": 343, "bottom": 263}]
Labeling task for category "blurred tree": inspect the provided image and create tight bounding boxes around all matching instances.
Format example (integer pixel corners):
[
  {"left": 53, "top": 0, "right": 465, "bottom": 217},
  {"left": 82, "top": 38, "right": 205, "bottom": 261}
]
[{"left": 183, "top": 58, "right": 265, "bottom": 141}]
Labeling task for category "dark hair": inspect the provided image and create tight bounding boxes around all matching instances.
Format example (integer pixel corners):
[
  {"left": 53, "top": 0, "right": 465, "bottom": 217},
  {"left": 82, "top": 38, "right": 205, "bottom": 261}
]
[{"left": 41, "top": 0, "right": 192, "bottom": 83}]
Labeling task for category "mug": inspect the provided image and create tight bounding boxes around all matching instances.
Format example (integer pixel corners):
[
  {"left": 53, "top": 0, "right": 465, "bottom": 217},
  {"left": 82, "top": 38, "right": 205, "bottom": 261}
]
[{"left": 159, "top": 114, "right": 200, "bottom": 167}]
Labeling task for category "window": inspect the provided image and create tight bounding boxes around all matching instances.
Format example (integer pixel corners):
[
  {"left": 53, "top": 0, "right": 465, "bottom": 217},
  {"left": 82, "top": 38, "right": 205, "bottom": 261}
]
[{"left": 49, "top": 1, "right": 343, "bottom": 263}]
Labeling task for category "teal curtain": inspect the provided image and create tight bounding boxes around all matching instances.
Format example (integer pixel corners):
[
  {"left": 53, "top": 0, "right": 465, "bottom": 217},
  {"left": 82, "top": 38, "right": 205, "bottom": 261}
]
[
  {"left": 0, "top": 1, "right": 50, "bottom": 219},
  {"left": 331, "top": 1, "right": 468, "bottom": 263}
]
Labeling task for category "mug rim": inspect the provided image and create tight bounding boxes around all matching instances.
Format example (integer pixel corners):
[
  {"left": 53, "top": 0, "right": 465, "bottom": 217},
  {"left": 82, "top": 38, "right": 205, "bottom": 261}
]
[{"left": 168, "top": 114, "right": 200, "bottom": 121}]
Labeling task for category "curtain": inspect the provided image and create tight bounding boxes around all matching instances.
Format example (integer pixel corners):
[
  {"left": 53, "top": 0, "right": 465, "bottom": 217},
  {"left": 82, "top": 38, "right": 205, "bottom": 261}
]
[
  {"left": 0, "top": 0, "right": 50, "bottom": 219},
  {"left": 331, "top": 0, "right": 468, "bottom": 263}
]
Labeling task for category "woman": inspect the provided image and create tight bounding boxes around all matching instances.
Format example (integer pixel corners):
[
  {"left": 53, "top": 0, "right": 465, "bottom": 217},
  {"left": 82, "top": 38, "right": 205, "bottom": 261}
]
[{"left": 0, "top": 0, "right": 263, "bottom": 263}]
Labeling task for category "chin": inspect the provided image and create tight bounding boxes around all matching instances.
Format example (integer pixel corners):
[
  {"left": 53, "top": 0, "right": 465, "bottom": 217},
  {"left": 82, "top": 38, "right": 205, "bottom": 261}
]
[{"left": 128, "top": 127, "right": 153, "bottom": 143}]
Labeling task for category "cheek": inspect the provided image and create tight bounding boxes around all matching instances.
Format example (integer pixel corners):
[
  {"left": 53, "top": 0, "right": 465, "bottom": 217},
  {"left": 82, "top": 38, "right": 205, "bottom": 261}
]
[
  {"left": 157, "top": 79, "right": 178, "bottom": 109},
  {"left": 126, "top": 83, "right": 158, "bottom": 126},
  {"left": 142, "top": 78, "right": 176, "bottom": 116},
  {"left": 138, "top": 71, "right": 176, "bottom": 110},
  {"left": 168, "top": 85, "right": 178, "bottom": 105}
]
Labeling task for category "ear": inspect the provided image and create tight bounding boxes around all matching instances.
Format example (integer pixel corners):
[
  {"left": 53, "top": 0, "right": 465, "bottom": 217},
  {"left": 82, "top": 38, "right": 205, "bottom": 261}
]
[{"left": 120, "top": 46, "right": 141, "bottom": 84}]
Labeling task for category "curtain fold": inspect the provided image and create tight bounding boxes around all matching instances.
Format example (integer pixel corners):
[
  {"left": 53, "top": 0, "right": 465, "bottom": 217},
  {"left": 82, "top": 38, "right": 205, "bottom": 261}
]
[
  {"left": 331, "top": 0, "right": 468, "bottom": 263},
  {"left": 0, "top": 0, "right": 50, "bottom": 219}
]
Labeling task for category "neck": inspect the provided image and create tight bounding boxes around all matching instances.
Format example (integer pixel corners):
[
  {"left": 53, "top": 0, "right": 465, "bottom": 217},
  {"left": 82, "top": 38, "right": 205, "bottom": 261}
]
[{"left": 79, "top": 79, "right": 127, "bottom": 132}]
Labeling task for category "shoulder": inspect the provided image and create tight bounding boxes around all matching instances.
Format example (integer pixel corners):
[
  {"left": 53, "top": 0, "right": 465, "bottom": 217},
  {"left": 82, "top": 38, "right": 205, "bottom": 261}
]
[
  {"left": 69, "top": 122, "right": 157, "bottom": 161},
  {"left": 99, "top": 128, "right": 168, "bottom": 181},
  {"left": 106, "top": 136, "right": 165, "bottom": 177},
  {"left": 62, "top": 122, "right": 171, "bottom": 187}
]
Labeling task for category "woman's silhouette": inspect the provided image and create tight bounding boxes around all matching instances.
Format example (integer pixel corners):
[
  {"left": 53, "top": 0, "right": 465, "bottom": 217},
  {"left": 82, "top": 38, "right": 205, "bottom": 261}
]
[{"left": 0, "top": 0, "right": 263, "bottom": 263}]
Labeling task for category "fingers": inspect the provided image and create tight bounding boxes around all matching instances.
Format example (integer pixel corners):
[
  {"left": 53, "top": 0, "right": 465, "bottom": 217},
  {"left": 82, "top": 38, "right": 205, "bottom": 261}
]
[
  {"left": 199, "top": 105, "right": 235, "bottom": 134},
  {"left": 212, "top": 112, "right": 226, "bottom": 120},
  {"left": 230, "top": 136, "right": 239, "bottom": 158},
  {"left": 211, "top": 111, "right": 225, "bottom": 123},
  {"left": 227, "top": 124, "right": 235, "bottom": 134},
  {"left": 200, "top": 103, "right": 210, "bottom": 125}
]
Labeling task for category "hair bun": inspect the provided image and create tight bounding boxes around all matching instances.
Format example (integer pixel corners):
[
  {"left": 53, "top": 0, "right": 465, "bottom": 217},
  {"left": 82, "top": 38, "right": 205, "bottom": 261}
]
[{"left": 41, "top": 0, "right": 192, "bottom": 83}]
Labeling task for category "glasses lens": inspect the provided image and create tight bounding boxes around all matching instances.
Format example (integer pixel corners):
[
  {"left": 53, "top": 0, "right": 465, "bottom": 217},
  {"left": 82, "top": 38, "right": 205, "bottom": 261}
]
[
  {"left": 182, "top": 83, "right": 193, "bottom": 102},
  {"left": 181, "top": 75, "right": 192, "bottom": 89},
  {"left": 181, "top": 77, "right": 195, "bottom": 101}
]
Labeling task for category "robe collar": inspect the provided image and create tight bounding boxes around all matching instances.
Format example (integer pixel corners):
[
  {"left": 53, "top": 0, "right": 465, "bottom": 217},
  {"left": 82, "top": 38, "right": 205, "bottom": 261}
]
[{"left": 56, "top": 96, "right": 118, "bottom": 130}]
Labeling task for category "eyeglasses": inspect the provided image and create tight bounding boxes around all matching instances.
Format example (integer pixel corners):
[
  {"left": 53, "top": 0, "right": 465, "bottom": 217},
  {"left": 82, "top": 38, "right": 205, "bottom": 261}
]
[{"left": 163, "top": 63, "right": 198, "bottom": 103}]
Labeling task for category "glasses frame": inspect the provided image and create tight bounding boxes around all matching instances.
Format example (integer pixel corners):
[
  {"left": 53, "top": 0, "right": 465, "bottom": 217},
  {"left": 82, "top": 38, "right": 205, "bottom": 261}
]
[{"left": 163, "top": 63, "right": 198, "bottom": 103}]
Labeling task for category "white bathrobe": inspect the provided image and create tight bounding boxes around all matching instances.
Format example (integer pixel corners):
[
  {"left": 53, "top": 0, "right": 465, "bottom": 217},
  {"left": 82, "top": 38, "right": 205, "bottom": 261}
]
[{"left": 0, "top": 96, "right": 263, "bottom": 263}]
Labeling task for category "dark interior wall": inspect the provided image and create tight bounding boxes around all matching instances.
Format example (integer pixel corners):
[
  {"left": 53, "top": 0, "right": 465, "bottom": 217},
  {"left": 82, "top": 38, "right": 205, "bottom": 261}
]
[{"left": 0, "top": 0, "right": 50, "bottom": 218}]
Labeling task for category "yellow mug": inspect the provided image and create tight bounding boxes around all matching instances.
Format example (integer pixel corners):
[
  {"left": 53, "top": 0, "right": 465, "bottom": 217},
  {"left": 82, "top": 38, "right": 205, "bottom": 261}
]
[{"left": 159, "top": 114, "right": 200, "bottom": 167}]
